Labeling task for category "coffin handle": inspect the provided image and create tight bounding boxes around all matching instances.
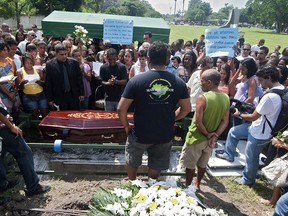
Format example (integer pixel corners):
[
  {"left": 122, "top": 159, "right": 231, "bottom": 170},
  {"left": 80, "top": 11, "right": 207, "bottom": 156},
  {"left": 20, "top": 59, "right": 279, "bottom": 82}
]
[
  {"left": 101, "top": 134, "right": 114, "bottom": 139},
  {"left": 46, "top": 132, "right": 58, "bottom": 137}
]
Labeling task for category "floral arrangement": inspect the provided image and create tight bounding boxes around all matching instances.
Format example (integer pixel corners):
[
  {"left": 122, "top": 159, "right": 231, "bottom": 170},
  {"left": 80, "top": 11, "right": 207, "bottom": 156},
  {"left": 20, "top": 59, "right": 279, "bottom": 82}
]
[
  {"left": 88, "top": 179, "right": 227, "bottom": 216},
  {"left": 275, "top": 130, "right": 288, "bottom": 146},
  {"left": 73, "top": 25, "right": 91, "bottom": 45},
  {"left": 276, "top": 131, "right": 288, "bottom": 143}
]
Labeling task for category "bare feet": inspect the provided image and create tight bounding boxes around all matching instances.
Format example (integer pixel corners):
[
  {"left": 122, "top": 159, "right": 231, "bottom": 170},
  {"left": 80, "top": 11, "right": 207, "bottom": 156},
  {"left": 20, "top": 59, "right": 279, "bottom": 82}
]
[{"left": 260, "top": 198, "right": 276, "bottom": 207}]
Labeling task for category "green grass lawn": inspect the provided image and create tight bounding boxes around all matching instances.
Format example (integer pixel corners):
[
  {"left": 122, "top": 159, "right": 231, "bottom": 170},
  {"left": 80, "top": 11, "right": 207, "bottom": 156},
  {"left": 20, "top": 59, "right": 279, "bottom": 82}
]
[{"left": 169, "top": 25, "right": 288, "bottom": 53}]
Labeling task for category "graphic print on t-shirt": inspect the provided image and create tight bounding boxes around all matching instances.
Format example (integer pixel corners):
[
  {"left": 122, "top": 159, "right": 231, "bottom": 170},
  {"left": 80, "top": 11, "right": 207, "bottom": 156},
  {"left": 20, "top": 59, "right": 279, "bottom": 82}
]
[{"left": 146, "top": 78, "right": 174, "bottom": 102}]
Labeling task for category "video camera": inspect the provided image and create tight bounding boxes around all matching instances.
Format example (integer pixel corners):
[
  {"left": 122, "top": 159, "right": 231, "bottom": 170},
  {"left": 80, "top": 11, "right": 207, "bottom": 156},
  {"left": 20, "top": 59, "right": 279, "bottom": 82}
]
[{"left": 230, "top": 99, "right": 255, "bottom": 114}]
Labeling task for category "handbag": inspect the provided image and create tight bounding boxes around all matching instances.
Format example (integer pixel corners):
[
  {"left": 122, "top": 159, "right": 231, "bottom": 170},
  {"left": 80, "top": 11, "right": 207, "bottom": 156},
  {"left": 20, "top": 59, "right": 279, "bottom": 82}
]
[{"left": 262, "top": 153, "right": 288, "bottom": 187}]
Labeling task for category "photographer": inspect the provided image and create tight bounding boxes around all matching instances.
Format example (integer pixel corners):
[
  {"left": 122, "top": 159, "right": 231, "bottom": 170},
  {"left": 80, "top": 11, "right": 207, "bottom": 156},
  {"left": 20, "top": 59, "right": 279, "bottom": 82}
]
[{"left": 216, "top": 65, "right": 284, "bottom": 186}]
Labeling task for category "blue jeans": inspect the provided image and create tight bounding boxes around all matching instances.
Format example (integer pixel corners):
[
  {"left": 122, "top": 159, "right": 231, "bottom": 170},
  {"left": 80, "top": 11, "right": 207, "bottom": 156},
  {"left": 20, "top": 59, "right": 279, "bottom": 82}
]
[
  {"left": 274, "top": 192, "right": 288, "bottom": 216},
  {"left": 224, "top": 122, "right": 251, "bottom": 160},
  {"left": 22, "top": 92, "right": 48, "bottom": 111},
  {"left": 105, "top": 100, "right": 118, "bottom": 111},
  {"left": 224, "top": 122, "right": 270, "bottom": 184},
  {"left": 243, "top": 133, "right": 270, "bottom": 184},
  {"left": 0, "top": 127, "right": 39, "bottom": 192}
]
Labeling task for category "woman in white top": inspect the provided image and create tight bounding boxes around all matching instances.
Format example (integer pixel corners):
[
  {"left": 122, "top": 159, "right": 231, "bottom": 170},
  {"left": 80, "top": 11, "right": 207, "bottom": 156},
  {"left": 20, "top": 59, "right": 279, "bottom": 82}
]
[{"left": 129, "top": 49, "right": 149, "bottom": 79}]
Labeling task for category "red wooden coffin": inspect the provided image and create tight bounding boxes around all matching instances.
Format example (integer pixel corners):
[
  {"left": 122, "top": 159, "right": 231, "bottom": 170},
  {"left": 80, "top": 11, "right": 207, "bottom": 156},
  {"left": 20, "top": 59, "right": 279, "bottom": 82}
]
[{"left": 39, "top": 110, "right": 133, "bottom": 143}]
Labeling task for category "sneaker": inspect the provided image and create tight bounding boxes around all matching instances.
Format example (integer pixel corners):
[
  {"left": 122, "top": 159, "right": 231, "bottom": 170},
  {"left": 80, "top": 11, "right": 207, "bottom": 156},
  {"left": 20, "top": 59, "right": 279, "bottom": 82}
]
[
  {"left": 234, "top": 177, "right": 253, "bottom": 187},
  {"left": 25, "top": 184, "right": 50, "bottom": 197},
  {"left": 215, "top": 152, "right": 234, "bottom": 162},
  {"left": 0, "top": 179, "right": 19, "bottom": 192},
  {"left": 215, "top": 149, "right": 225, "bottom": 154},
  {"left": 261, "top": 157, "right": 267, "bottom": 164}
]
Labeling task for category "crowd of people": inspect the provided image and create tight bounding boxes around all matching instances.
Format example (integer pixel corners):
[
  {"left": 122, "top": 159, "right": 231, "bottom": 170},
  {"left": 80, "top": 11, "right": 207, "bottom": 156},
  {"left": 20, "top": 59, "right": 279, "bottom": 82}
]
[{"left": 0, "top": 22, "right": 288, "bottom": 215}]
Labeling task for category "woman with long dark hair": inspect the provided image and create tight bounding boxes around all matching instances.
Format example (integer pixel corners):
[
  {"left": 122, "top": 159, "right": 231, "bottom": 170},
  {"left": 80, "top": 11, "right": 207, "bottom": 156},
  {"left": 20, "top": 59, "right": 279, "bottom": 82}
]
[
  {"left": 230, "top": 58, "right": 263, "bottom": 126},
  {"left": 178, "top": 50, "right": 197, "bottom": 82}
]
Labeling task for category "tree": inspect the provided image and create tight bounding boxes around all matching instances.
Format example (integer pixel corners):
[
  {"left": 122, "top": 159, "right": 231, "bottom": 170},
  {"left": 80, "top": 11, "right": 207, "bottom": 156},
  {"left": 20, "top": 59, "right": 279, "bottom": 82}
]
[
  {"left": 81, "top": 0, "right": 104, "bottom": 13},
  {"left": 31, "top": 0, "right": 83, "bottom": 16},
  {"left": 102, "top": 0, "right": 162, "bottom": 18},
  {"left": 245, "top": 0, "right": 288, "bottom": 32},
  {"left": 218, "top": 3, "right": 234, "bottom": 17},
  {"left": 186, "top": 0, "right": 212, "bottom": 22},
  {"left": 208, "top": 12, "right": 226, "bottom": 22},
  {"left": 0, "top": 0, "right": 32, "bottom": 26},
  {"left": 194, "top": 9, "right": 205, "bottom": 23}
]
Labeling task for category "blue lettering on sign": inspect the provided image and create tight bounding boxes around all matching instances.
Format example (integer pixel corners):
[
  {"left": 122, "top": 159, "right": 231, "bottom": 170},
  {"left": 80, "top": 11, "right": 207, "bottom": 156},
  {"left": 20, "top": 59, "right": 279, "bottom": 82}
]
[
  {"left": 103, "top": 19, "right": 134, "bottom": 45},
  {"left": 205, "top": 28, "right": 238, "bottom": 57}
]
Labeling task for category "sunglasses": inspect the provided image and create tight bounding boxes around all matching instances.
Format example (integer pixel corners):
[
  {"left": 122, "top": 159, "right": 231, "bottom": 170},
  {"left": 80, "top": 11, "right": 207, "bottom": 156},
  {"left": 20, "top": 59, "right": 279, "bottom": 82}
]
[
  {"left": 243, "top": 49, "right": 250, "bottom": 51},
  {"left": 31, "top": 35, "right": 36, "bottom": 37}
]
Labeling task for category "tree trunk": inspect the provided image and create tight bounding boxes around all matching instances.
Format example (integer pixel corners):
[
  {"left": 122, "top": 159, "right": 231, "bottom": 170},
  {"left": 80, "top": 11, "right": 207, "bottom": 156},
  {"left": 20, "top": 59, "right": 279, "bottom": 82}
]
[{"left": 15, "top": 2, "right": 20, "bottom": 27}]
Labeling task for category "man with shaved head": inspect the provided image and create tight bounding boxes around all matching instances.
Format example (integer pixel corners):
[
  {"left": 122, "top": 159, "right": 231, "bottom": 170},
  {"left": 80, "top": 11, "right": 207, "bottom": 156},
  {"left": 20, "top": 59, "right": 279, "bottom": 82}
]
[{"left": 179, "top": 69, "right": 230, "bottom": 189}]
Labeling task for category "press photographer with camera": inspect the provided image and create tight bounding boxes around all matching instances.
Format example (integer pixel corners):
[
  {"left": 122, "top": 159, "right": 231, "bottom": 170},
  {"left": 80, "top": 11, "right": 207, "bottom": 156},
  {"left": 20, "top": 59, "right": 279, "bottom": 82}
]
[{"left": 216, "top": 65, "right": 284, "bottom": 186}]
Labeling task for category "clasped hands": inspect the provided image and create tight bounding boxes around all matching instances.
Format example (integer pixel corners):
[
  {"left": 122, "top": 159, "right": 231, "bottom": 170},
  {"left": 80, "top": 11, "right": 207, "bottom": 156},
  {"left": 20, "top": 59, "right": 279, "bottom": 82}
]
[
  {"left": 108, "top": 75, "right": 117, "bottom": 86},
  {"left": 207, "top": 132, "right": 218, "bottom": 148}
]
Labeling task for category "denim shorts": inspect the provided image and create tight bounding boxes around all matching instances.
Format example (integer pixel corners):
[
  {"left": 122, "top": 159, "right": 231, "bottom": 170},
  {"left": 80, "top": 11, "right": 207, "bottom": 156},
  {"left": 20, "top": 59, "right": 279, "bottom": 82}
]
[
  {"left": 22, "top": 92, "right": 48, "bottom": 111},
  {"left": 125, "top": 134, "right": 173, "bottom": 171}
]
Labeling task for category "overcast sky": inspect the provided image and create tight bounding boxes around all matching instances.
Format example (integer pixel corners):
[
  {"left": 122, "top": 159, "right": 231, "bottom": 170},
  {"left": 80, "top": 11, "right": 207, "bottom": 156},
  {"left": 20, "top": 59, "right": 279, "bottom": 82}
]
[{"left": 146, "top": 0, "right": 248, "bottom": 14}]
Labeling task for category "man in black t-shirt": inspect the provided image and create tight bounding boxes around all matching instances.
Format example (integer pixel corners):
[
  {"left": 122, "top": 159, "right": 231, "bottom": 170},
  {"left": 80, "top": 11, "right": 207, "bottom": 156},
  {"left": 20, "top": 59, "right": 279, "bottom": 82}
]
[
  {"left": 118, "top": 41, "right": 191, "bottom": 180},
  {"left": 100, "top": 48, "right": 127, "bottom": 111}
]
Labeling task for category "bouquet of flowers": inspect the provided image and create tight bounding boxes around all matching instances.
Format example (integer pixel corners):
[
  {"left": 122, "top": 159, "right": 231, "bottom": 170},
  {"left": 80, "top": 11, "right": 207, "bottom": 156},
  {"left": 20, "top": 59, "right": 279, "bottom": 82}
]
[
  {"left": 273, "top": 130, "right": 288, "bottom": 148},
  {"left": 88, "top": 179, "right": 227, "bottom": 216},
  {"left": 73, "top": 25, "right": 90, "bottom": 45},
  {"left": 276, "top": 131, "right": 288, "bottom": 143}
]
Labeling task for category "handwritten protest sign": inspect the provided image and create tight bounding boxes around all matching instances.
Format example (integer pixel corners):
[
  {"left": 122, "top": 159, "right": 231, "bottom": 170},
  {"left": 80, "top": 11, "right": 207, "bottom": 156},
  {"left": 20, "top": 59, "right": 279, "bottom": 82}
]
[
  {"left": 103, "top": 19, "right": 133, "bottom": 45},
  {"left": 205, "top": 28, "right": 238, "bottom": 57}
]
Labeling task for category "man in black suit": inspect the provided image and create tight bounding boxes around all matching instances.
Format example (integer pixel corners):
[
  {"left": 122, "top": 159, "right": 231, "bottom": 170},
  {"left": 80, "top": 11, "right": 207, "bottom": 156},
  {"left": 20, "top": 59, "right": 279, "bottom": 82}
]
[{"left": 45, "top": 43, "right": 84, "bottom": 110}]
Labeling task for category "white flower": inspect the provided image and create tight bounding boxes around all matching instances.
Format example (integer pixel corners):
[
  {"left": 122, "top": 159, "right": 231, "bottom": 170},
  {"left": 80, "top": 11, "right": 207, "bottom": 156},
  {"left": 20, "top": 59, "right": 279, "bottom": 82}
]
[
  {"left": 112, "top": 188, "right": 132, "bottom": 199},
  {"left": 131, "top": 179, "right": 148, "bottom": 188},
  {"left": 105, "top": 203, "right": 126, "bottom": 215},
  {"left": 283, "top": 130, "right": 288, "bottom": 137},
  {"left": 96, "top": 180, "right": 227, "bottom": 216}
]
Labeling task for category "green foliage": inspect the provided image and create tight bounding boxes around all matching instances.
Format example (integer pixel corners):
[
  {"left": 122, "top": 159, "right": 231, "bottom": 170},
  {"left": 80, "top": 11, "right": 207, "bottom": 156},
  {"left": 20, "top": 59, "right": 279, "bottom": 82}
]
[
  {"left": 218, "top": 3, "right": 234, "bottom": 17},
  {"left": 245, "top": 0, "right": 288, "bottom": 32},
  {"left": 0, "top": 0, "right": 30, "bottom": 18},
  {"left": 89, "top": 188, "right": 121, "bottom": 216},
  {"left": 209, "top": 12, "right": 226, "bottom": 21},
  {"left": 0, "top": 0, "right": 15, "bottom": 19},
  {"left": 81, "top": 0, "right": 103, "bottom": 13},
  {"left": 30, "top": 0, "right": 83, "bottom": 16},
  {"left": 101, "top": 0, "right": 162, "bottom": 18},
  {"left": 169, "top": 25, "right": 288, "bottom": 52},
  {"left": 89, "top": 182, "right": 140, "bottom": 216},
  {"left": 186, "top": 0, "right": 212, "bottom": 22}
]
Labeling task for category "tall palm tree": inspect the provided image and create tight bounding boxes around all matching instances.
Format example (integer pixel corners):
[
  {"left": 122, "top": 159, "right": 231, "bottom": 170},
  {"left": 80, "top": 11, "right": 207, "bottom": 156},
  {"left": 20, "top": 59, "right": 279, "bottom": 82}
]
[{"left": 174, "top": 0, "right": 177, "bottom": 15}]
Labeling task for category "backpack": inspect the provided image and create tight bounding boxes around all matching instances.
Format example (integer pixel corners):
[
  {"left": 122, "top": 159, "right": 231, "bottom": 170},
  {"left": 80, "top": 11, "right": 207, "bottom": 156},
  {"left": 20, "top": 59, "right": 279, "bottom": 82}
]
[{"left": 263, "top": 88, "right": 288, "bottom": 136}]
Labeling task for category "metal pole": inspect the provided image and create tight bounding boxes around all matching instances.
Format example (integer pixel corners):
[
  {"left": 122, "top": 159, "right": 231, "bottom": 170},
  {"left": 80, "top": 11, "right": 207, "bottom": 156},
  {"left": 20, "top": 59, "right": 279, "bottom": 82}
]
[
  {"left": 10, "top": 170, "right": 186, "bottom": 176},
  {"left": 27, "top": 143, "right": 183, "bottom": 151}
]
